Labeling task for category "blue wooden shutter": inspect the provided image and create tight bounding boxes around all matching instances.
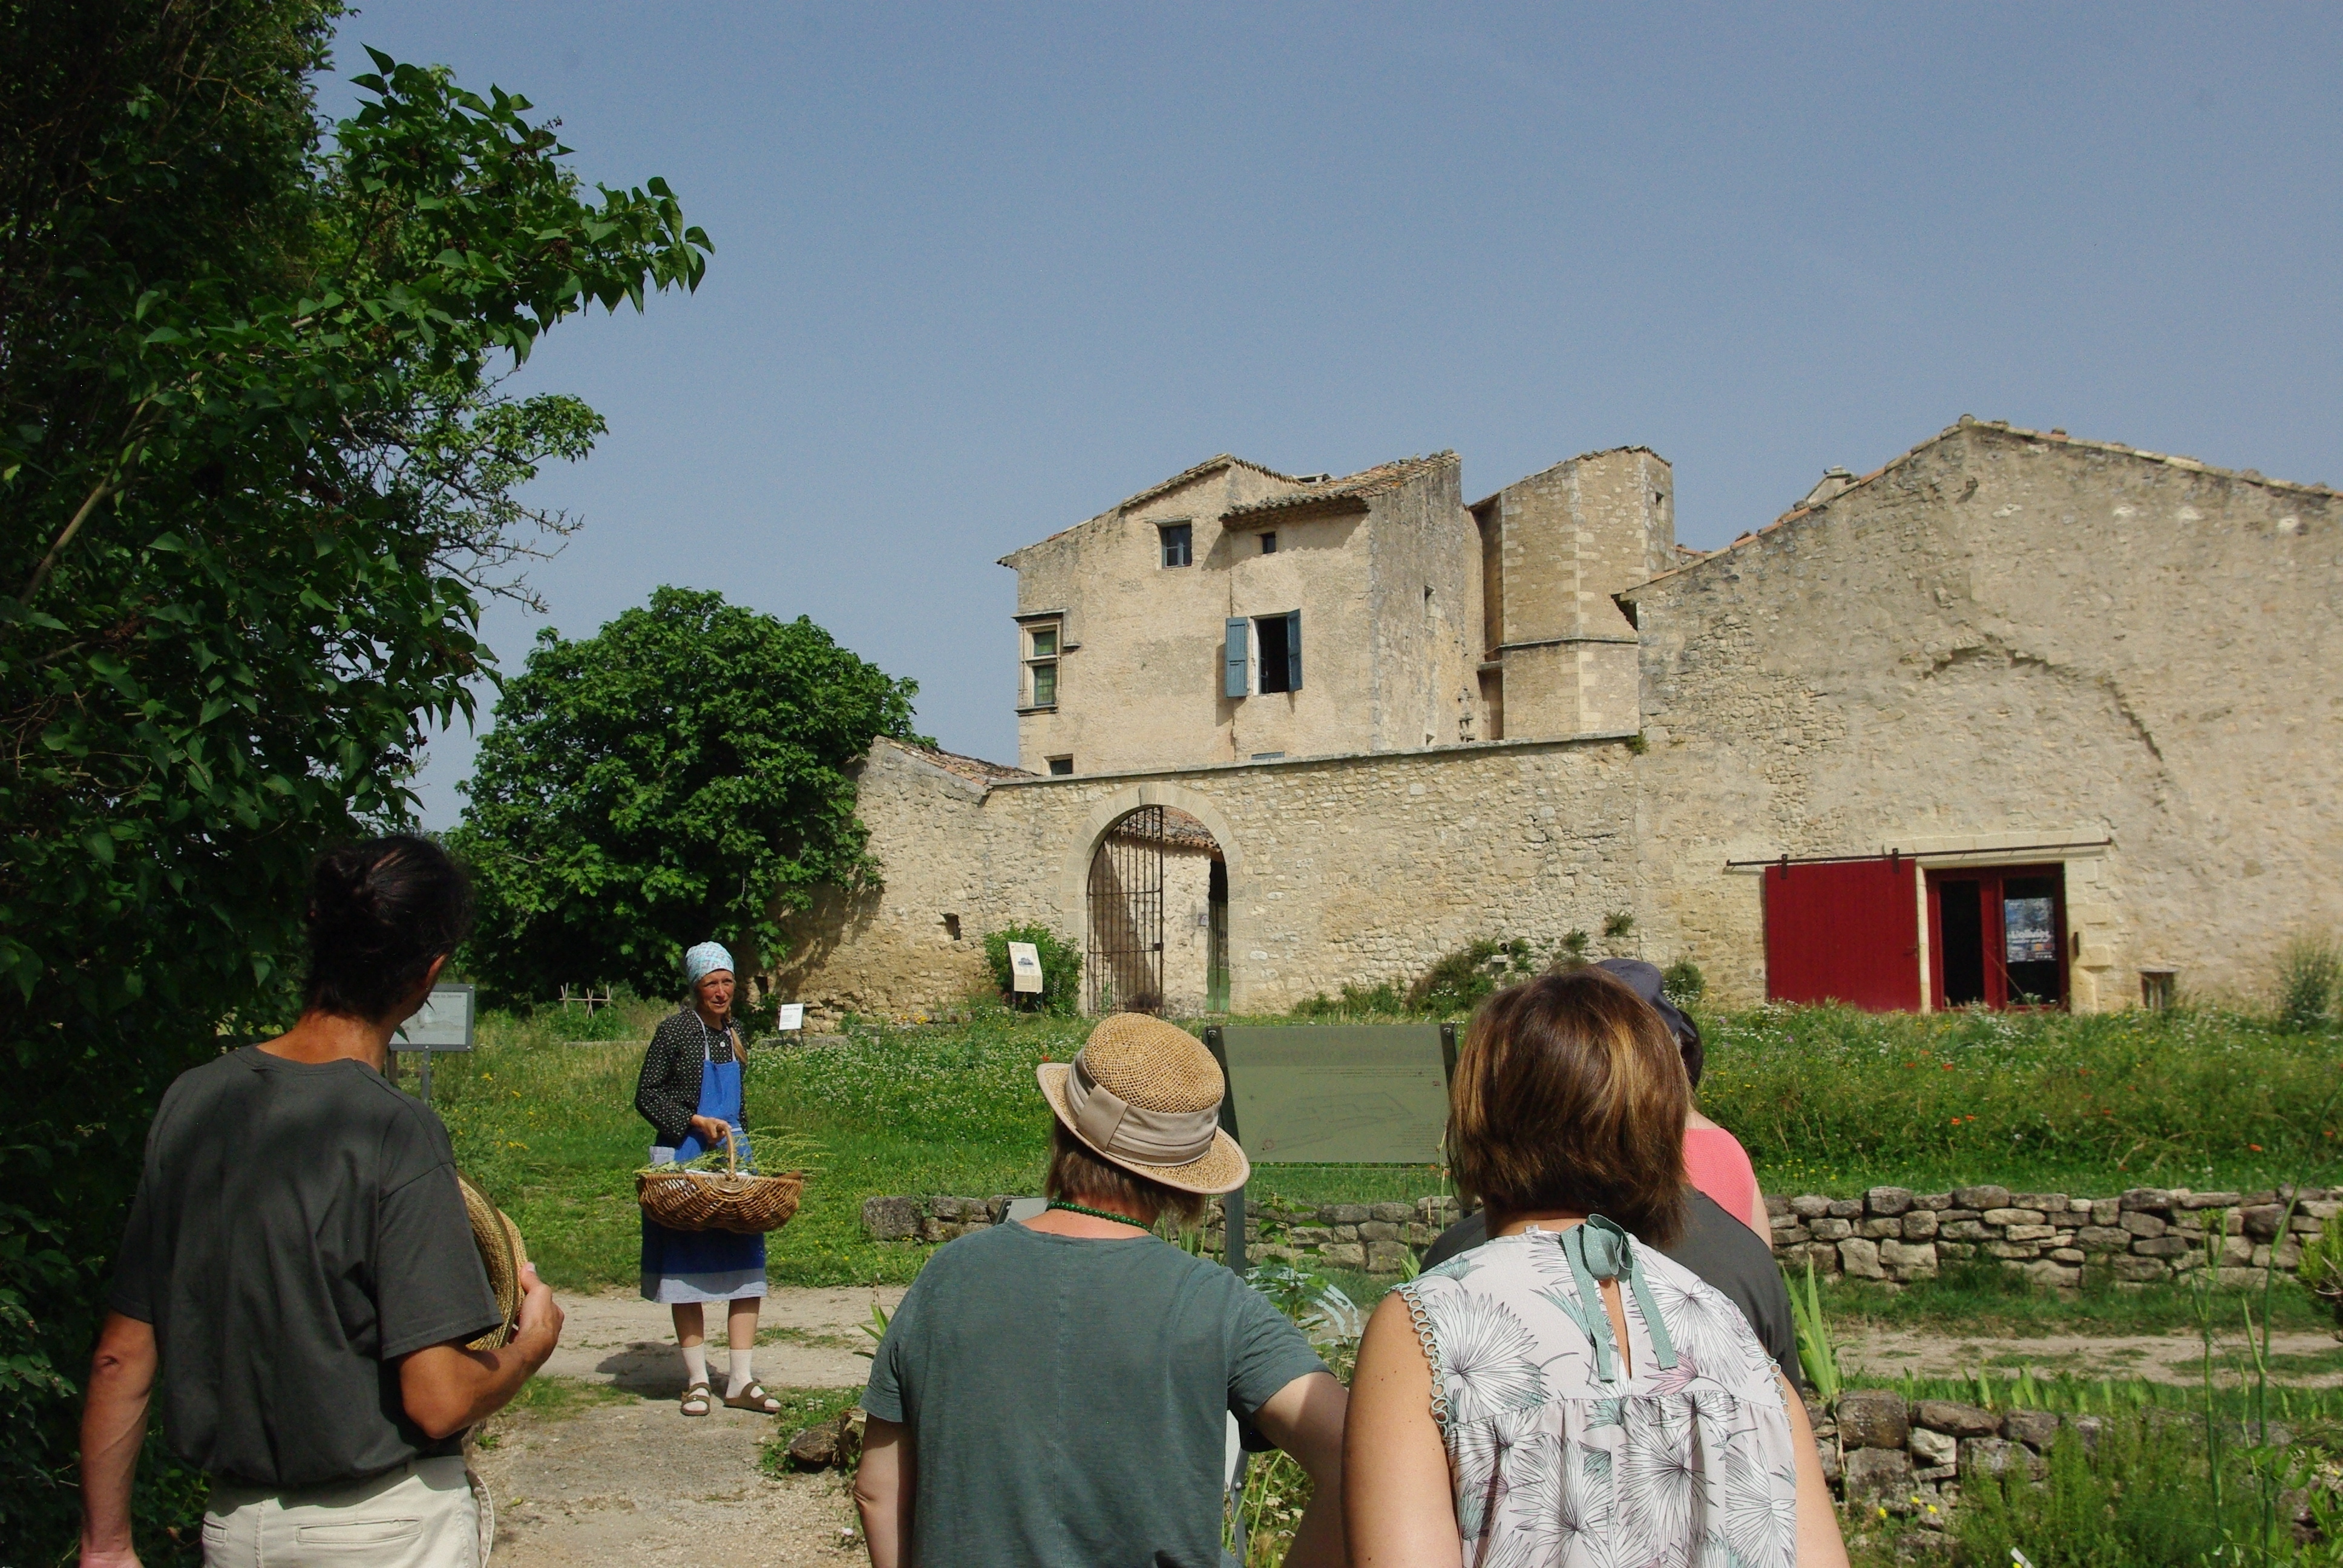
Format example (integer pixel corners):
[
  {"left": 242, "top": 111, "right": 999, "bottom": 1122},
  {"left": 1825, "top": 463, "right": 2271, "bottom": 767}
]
[
  {"left": 1285, "top": 610, "right": 1302, "bottom": 691},
  {"left": 1224, "top": 618, "right": 1249, "bottom": 697}
]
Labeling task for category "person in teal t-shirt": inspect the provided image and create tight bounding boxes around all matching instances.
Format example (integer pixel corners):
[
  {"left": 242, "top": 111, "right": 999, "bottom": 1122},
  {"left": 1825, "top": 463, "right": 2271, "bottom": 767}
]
[{"left": 855, "top": 1013, "right": 1347, "bottom": 1568}]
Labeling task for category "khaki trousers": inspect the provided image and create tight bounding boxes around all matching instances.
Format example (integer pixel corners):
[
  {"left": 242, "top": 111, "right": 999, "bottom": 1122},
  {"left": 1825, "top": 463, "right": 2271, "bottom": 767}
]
[{"left": 203, "top": 1455, "right": 487, "bottom": 1567}]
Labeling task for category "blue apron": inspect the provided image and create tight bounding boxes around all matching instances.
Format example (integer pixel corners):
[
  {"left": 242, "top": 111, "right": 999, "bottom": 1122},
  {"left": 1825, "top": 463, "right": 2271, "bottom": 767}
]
[{"left": 639, "top": 1019, "right": 768, "bottom": 1304}]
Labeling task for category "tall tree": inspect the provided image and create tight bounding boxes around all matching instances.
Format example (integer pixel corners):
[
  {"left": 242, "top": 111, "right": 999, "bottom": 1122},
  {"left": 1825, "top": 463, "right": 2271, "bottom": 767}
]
[
  {"left": 451, "top": 587, "right": 928, "bottom": 1002},
  {"left": 0, "top": 2, "right": 709, "bottom": 1551}
]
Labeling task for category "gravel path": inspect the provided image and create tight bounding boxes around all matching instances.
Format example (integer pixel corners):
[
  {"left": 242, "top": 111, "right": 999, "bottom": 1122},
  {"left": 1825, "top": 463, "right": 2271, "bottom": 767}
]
[
  {"left": 1842, "top": 1326, "right": 2343, "bottom": 1383},
  {"left": 473, "top": 1287, "right": 906, "bottom": 1566}
]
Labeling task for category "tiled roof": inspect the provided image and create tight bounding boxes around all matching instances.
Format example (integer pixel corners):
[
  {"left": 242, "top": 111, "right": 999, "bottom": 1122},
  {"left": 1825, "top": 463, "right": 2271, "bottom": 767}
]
[
  {"left": 885, "top": 739, "right": 1032, "bottom": 784},
  {"left": 1222, "top": 451, "right": 1460, "bottom": 523},
  {"left": 1116, "top": 454, "right": 1306, "bottom": 515},
  {"left": 1469, "top": 446, "right": 1664, "bottom": 512},
  {"left": 1000, "top": 454, "right": 1307, "bottom": 566},
  {"left": 1622, "top": 416, "right": 2339, "bottom": 596}
]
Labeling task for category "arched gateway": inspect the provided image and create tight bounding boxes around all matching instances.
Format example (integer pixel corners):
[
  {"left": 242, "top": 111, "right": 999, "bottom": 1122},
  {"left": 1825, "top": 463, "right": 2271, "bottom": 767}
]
[{"left": 1086, "top": 806, "right": 1227, "bottom": 1015}]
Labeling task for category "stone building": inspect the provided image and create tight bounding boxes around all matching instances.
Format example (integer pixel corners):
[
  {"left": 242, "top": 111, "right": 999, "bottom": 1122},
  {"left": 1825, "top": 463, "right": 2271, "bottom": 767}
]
[{"left": 770, "top": 417, "right": 2339, "bottom": 1023}]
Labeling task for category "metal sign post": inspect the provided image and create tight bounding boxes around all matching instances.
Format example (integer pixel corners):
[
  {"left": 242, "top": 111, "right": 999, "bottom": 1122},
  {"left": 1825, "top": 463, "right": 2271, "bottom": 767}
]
[{"left": 392, "top": 982, "right": 476, "bottom": 1105}]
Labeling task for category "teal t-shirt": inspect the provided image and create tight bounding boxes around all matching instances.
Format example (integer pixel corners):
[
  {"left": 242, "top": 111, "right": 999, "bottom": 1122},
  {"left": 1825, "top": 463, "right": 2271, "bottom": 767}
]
[{"left": 862, "top": 1220, "right": 1326, "bottom": 1567}]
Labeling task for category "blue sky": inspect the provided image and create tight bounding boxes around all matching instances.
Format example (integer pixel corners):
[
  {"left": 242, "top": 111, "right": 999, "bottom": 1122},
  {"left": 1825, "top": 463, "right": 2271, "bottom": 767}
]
[{"left": 320, "top": 4, "right": 2343, "bottom": 825}]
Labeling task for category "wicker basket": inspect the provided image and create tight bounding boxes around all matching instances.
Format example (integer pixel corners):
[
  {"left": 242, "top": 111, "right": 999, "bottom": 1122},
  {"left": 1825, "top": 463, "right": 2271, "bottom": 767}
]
[
  {"left": 457, "top": 1174, "right": 529, "bottom": 1351},
  {"left": 637, "top": 1129, "right": 804, "bottom": 1235}
]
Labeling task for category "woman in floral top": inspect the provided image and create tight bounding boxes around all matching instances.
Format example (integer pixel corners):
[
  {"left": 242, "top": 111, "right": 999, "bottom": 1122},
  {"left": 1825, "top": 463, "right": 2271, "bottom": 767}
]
[{"left": 1344, "top": 969, "right": 1847, "bottom": 1567}]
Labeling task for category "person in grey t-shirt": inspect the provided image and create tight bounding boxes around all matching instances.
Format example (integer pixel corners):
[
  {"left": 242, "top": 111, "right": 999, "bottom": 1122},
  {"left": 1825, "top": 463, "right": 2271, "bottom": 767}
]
[
  {"left": 854, "top": 1013, "right": 1348, "bottom": 1568},
  {"left": 79, "top": 838, "right": 563, "bottom": 1568}
]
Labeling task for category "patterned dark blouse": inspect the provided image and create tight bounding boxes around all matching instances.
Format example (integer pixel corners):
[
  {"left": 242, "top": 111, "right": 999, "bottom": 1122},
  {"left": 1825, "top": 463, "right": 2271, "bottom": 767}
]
[{"left": 633, "top": 1008, "right": 743, "bottom": 1148}]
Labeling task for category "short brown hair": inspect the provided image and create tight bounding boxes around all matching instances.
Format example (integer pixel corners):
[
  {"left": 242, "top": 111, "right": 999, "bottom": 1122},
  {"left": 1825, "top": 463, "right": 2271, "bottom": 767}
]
[
  {"left": 1045, "top": 1119, "right": 1207, "bottom": 1227},
  {"left": 1447, "top": 969, "right": 1689, "bottom": 1246}
]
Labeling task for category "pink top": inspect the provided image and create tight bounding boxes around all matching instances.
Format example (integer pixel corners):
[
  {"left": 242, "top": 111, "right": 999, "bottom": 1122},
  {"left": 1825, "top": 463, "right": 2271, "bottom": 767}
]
[{"left": 1683, "top": 1126, "right": 1761, "bottom": 1235}]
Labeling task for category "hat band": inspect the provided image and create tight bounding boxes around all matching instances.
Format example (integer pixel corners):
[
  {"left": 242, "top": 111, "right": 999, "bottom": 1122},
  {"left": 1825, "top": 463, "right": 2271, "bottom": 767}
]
[{"left": 1067, "top": 1053, "right": 1219, "bottom": 1166}]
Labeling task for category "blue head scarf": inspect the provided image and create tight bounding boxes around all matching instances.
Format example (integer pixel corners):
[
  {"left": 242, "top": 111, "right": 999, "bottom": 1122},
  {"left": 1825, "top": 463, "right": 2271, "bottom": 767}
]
[{"left": 683, "top": 941, "right": 735, "bottom": 988}]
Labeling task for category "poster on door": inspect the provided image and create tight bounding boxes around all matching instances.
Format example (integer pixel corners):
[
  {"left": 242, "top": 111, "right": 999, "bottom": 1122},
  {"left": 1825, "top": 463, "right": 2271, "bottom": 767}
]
[{"left": 2004, "top": 897, "right": 2056, "bottom": 964}]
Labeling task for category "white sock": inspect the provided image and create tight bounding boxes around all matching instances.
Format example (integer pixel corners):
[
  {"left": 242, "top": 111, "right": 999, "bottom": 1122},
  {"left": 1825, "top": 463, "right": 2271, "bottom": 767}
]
[
  {"left": 681, "top": 1342, "right": 707, "bottom": 1390},
  {"left": 726, "top": 1345, "right": 755, "bottom": 1397}
]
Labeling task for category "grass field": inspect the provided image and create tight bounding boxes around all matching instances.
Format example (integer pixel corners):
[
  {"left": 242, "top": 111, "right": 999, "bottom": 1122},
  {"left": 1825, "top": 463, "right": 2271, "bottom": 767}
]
[{"left": 418, "top": 998, "right": 2343, "bottom": 1301}]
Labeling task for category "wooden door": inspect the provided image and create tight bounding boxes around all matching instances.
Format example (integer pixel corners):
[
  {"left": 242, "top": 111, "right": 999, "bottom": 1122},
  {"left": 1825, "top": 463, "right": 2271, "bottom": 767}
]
[{"left": 1761, "top": 857, "right": 1922, "bottom": 1010}]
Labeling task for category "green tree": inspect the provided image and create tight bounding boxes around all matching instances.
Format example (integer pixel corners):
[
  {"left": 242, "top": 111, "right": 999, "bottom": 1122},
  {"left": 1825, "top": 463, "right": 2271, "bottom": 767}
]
[
  {"left": 451, "top": 588, "right": 928, "bottom": 1002},
  {"left": 0, "top": 2, "right": 707, "bottom": 1549}
]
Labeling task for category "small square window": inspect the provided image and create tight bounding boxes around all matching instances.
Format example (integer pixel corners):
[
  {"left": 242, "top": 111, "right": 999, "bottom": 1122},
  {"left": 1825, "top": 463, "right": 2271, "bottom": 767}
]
[
  {"left": 1047, "top": 756, "right": 1074, "bottom": 776},
  {"left": 1260, "top": 532, "right": 1277, "bottom": 555},
  {"left": 1029, "top": 626, "right": 1057, "bottom": 658},
  {"left": 1160, "top": 523, "right": 1193, "bottom": 567}
]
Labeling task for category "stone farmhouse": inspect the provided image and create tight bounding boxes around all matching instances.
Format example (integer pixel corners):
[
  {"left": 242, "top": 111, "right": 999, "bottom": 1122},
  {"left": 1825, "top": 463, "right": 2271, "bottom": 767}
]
[{"left": 770, "top": 417, "right": 2339, "bottom": 1023}]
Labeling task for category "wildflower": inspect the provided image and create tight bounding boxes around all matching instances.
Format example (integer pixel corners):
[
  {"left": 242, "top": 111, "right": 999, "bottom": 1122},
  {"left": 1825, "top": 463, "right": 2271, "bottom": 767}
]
[{"left": 2250, "top": 1143, "right": 2263, "bottom": 1152}]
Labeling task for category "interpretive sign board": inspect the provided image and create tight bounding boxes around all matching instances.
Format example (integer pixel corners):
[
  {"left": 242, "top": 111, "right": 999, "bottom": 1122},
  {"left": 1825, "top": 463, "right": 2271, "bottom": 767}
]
[
  {"left": 1008, "top": 941, "right": 1045, "bottom": 994},
  {"left": 395, "top": 983, "right": 475, "bottom": 1050},
  {"left": 776, "top": 1003, "right": 805, "bottom": 1031},
  {"left": 390, "top": 983, "right": 475, "bottom": 1104},
  {"left": 1213, "top": 1024, "right": 1453, "bottom": 1165}
]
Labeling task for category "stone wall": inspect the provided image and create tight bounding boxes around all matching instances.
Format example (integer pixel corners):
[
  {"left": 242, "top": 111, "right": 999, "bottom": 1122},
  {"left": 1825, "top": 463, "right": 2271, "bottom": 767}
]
[
  {"left": 859, "top": 1184, "right": 2342, "bottom": 1290},
  {"left": 1767, "top": 1183, "right": 2338, "bottom": 1289},
  {"left": 1626, "top": 418, "right": 2343, "bottom": 1011},
  {"left": 771, "top": 733, "right": 1642, "bottom": 1025}
]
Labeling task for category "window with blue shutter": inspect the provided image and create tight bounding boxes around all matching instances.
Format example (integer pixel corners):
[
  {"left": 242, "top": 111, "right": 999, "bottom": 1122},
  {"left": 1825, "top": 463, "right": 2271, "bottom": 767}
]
[
  {"left": 1256, "top": 613, "right": 1296, "bottom": 694},
  {"left": 1285, "top": 610, "right": 1301, "bottom": 691},
  {"left": 1224, "top": 618, "right": 1249, "bottom": 698}
]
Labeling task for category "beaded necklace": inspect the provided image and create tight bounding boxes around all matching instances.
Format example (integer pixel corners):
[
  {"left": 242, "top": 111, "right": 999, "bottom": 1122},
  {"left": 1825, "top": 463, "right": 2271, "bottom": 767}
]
[{"left": 1046, "top": 1198, "right": 1152, "bottom": 1230}]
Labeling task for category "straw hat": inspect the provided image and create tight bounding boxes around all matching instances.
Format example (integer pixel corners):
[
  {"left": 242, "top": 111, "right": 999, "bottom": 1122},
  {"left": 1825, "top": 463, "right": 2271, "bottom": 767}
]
[
  {"left": 457, "top": 1173, "right": 529, "bottom": 1350},
  {"left": 1036, "top": 1013, "right": 1250, "bottom": 1195}
]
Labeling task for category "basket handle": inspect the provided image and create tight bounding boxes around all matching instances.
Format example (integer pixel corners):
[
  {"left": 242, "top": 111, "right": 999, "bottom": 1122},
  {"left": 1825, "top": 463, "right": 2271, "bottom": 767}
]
[{"left": 721, "top": 1124, "right": 739, "bottom": 1177}]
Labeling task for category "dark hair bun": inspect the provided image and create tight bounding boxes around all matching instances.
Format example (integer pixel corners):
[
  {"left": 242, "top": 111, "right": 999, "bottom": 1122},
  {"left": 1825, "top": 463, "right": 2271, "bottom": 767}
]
[{"left": 303, "top": 837, "right": 475, "bottom": 1021}]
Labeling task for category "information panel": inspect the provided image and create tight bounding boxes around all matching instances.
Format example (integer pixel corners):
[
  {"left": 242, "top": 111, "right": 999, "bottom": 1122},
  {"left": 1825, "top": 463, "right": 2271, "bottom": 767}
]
[
  {"left": 1217, "top": 1024, "right": 1450, "bottom": 1165},
  {"left": 395, "top": 983, "right": 475, "bottom": 1050}
]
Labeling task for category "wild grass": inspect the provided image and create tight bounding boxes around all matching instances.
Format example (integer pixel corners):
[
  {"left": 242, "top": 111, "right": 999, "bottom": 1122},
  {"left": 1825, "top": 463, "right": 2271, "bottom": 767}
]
[
  {"left": 424, "top": 1001, "right": 2341, "bottom": 1293},
  {"left": 1819, "top": 1259, "right": 2333, "bottom": 1338}
]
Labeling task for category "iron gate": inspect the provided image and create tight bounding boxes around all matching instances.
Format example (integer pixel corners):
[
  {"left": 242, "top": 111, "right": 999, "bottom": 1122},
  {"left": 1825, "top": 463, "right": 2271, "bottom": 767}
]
[{"left": 1087, "top": 806, "right": 1165, "bottom": 1014}]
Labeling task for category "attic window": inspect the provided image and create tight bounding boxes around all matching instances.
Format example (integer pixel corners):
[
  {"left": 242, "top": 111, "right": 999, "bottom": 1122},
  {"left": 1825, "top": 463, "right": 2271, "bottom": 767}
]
[
  {"left": 1159, "top": 523, "right": 1193, "bottom": 568},
  {"left": 1047, "top": 756, "right": 1073, "bottom": 776}
]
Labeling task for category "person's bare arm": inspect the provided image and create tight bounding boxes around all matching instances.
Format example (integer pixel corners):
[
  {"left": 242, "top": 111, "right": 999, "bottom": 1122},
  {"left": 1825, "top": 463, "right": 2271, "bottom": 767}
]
[
  {"left": 1751, "top": 1183, "right": 1774, "bottom": 1240},
  {"left": 79, "top": 1312, "right": 156, "bottom": 1568},
  {"left": 1247, "top": 1369, "right": 1347, "bottom": 1568},
  {"left": 1782, "top": 1372, "right": 1850, "bottom": 1568},
  {"left": 853, "top": 1415, "right": 914, "bottom": 1568},
  {"left": 1345, "top": 1293, "right": 1464, "bottom": 1566},
  {"left": 395, "top": 1264, "right": 563, "bottom": 1440}
]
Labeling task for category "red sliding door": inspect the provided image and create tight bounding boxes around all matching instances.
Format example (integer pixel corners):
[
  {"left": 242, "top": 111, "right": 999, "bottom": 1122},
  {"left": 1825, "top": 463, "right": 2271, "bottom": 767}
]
[{"left": 1762, "top": 857, "right": 1922, "bottom": 1011}]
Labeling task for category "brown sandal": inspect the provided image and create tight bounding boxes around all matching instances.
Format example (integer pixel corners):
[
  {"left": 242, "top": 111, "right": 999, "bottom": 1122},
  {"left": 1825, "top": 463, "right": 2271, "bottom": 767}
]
[
  {"left": 680, "top": 1382, "right": 713, "bottom": 1417},
  {"left": 722, "top": 1381, "right": 781, "bottom": 1414}
]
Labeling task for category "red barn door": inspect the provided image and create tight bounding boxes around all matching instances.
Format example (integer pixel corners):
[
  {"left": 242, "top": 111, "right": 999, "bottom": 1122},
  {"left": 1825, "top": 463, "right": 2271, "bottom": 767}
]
[{"left": 1762, "top": 857, "right": 1921, "bottom": 1010}]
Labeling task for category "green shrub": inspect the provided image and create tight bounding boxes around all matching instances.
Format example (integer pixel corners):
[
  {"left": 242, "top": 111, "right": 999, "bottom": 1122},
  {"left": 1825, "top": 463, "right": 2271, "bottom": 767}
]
[
  {"left": 1660, "top": 959, "right": 1706, "bottom": 1004},
  {"left": 549, "top": 999, "right": 641, "bottom": 1042},
  {"left": 1292, "top": 981, "right": 1409, "bottom": 1019},
  {"left": 1405, "top": 937, "right": 1545, "bottom": 1016},
  {"left": 2278, "top": 936, "right": 2340, "bottom": 1032},
  {"left": 981, "top": 924, "right": 1083, "bottom": 1016}
]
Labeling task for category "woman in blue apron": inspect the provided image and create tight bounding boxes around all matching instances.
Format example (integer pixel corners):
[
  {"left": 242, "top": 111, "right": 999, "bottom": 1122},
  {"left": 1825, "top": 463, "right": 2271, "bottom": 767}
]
[{"left": 633, "top": 942, "right": 781, "bottom": 1416}]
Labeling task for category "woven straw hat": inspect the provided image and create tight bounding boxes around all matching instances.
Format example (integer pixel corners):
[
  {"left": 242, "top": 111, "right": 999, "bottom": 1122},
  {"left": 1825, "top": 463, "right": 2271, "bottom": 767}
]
[
  {"left": 457, "top": 1173, "right": 529, "bottom": 1350},
  {"left": 1036, "top": 1013, "right": 1250, "bottom": 1195}
]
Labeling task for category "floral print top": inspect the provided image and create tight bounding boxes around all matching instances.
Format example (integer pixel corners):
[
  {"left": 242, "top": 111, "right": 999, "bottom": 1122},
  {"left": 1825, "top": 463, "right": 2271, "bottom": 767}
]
[{"left": 1395, "top": 1222, "right": 1800, "bottom": 1567}]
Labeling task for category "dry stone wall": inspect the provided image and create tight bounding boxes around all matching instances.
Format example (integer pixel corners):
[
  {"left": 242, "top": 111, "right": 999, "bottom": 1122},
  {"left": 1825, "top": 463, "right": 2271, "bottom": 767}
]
[{"left": 860, "top": 1184, "right": 2342, "bottom": 1290}]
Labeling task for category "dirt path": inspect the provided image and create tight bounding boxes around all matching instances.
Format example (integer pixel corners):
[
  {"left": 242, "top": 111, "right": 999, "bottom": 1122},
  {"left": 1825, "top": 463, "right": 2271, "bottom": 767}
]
[
  {"left": 1841, "top": 1327, "right": 2343, "bottom": 1384},
  {"left": 540, "top": 1286, "right": 908, "bottom": 1396},
  {"left": 473, "top": 1287, "right": 906, "bottom": 1566}
]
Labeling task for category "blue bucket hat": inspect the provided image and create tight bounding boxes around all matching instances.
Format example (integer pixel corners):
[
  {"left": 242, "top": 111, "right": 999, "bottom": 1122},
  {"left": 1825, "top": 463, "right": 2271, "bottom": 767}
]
[{"left": 683, "top": 941, "right": 735, "bottom": 987}]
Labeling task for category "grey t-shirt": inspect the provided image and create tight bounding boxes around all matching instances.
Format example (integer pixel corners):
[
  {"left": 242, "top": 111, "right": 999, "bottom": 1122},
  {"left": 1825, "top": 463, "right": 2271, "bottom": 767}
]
[
  {"left": 1421, "top": 1189, "right": 1803, "bottom": 1391},
  {"left": 110, "top": 1047, "right": 501, "bottom": 1488},
  {"left": 863, "top": 1220, "right": 1326, "bottom": 1568}
]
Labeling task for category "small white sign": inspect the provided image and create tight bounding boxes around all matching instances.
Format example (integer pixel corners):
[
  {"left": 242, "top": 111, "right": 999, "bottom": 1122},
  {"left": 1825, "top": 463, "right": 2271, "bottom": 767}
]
[
  {"left": 1008, "top": 941, "right": 1045, "bottom": 994},
  {"left": 395, "top": 984, "right": 475, "bottom": 1051},
  {"left": 776, "top": 1003, "right": 805, "bottom": 1031}
]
